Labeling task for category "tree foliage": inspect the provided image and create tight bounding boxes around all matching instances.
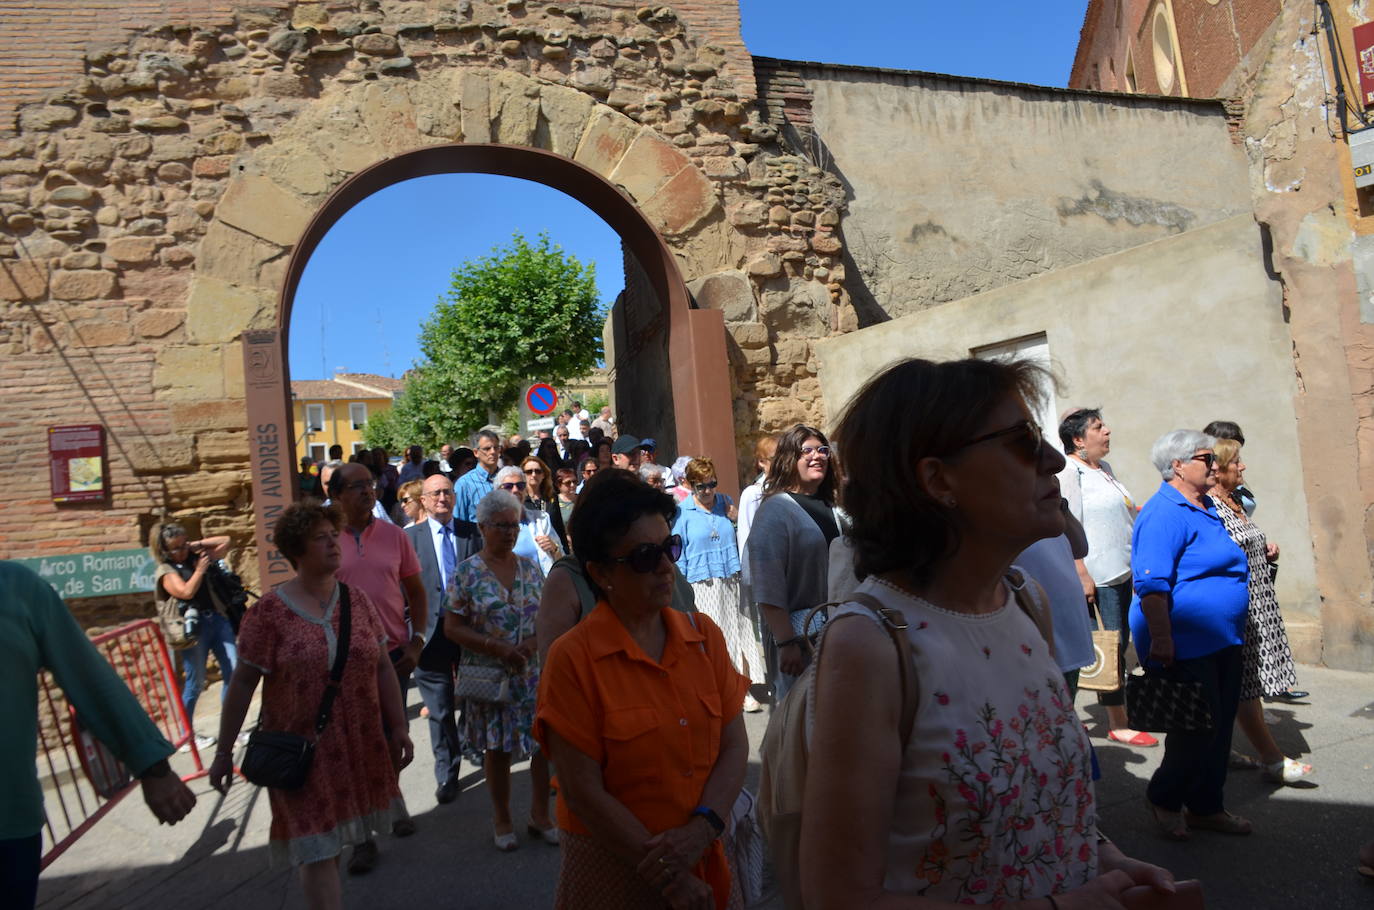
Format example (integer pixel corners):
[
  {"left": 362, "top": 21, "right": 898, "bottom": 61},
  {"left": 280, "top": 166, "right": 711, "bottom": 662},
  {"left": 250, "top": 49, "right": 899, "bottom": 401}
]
[{"left": 363, "top": 232, "right": 604, "bottom": 449}]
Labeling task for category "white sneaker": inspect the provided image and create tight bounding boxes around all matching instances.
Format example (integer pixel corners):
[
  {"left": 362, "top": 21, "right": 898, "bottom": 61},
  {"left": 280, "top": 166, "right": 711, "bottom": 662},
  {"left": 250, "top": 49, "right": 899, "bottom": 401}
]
[
  {"left": 742, "top": 694, "right": 764, "bottom": 713},
  {"left": 180, "top": 732, "right": 217, "bottom": 753}
]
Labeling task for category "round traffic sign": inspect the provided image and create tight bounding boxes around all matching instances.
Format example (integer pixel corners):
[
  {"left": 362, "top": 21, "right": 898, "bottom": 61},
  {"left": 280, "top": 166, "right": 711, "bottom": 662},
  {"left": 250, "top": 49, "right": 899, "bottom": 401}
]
[{"left": 525, "top": 383, "right": 558, "bottom": 416}]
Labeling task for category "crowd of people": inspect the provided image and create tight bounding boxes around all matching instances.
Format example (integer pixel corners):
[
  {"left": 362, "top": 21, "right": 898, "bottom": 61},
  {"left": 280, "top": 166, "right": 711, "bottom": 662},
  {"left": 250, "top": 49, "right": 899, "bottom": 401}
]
[{"left": 17, "top": 370, "right": 1354, "bottom": 910}]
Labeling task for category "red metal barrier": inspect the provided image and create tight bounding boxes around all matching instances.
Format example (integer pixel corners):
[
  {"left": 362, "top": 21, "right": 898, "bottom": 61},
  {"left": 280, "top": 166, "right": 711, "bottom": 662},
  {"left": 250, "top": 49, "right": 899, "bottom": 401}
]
[{"left": 38, "top": 618, "right": 204, "bottom": 870}]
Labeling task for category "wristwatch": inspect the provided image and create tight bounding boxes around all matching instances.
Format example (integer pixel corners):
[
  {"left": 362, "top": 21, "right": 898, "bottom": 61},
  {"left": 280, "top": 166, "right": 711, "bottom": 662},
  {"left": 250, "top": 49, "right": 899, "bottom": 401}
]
[
  {"left": 410, "top": 633, "right": 425, "bottom": 648},
  {"left": 691, "top": 805, "right": 725, "bottom": 838}
]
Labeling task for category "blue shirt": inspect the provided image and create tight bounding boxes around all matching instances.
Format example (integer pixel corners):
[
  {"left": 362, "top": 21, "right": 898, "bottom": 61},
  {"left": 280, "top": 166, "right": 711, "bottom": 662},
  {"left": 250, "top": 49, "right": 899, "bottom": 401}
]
[
  {"left": 1128, "top": 483, "right": 1249, "bottom": 662},
  {"left": 454, "top": 465, "right": 496, "bottom": 523},
  {"left": 672, "top": 495, "right": 740, "bottom": 583}
]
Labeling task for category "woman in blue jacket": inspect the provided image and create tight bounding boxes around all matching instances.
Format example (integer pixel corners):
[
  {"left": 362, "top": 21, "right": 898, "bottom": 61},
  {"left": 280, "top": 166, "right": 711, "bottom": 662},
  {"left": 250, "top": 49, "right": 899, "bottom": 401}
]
[
  {"left": 1131, "top": 429, "right": 1250, "bottom": 841},
  {"left": 673, "top": 457, "right": 766, "bottom": 712}
]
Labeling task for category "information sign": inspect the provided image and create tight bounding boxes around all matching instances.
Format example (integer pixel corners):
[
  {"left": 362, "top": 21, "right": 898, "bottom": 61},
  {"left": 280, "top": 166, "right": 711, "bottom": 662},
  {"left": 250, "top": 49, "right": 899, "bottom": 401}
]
[
  {"left": 49, "top": 424, "right": 107, "bottom": 503},
  {"left": 13, "top": 548, "right": 156, "bottom": 599}
]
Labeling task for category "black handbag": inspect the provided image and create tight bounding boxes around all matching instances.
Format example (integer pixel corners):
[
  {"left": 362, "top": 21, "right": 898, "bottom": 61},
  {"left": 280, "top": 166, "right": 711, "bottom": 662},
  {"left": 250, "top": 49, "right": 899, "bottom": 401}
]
[
  {"left": 241, "top": 583, "right": 353, "bottom": 790},
  {"left": 1124, "top": 668, "right": 1214, "bottom": 733}
]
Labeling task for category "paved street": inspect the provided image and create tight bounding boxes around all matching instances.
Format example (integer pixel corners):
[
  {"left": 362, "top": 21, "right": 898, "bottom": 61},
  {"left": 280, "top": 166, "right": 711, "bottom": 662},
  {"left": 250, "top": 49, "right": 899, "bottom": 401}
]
[{"left": 36, "top": 663, "right": 1374, "bottom": 909}]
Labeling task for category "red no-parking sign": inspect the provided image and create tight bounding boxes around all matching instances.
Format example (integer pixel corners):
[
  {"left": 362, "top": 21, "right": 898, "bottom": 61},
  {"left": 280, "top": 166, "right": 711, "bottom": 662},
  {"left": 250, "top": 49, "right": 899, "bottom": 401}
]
[{"left": 525, "top": 383, "right": 559, "bottom": 416}]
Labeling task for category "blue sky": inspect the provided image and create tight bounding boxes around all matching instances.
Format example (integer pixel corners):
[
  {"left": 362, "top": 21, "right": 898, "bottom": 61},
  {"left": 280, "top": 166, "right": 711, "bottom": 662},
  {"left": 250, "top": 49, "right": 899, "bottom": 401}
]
[{"left": 289, "top": 1, "right": 1089, "bottom": 380}]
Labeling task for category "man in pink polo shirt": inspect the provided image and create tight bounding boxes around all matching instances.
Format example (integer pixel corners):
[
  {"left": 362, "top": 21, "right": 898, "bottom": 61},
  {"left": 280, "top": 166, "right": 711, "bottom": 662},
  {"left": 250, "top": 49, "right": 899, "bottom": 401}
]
[{"left": 329, "top": 462, "right": 428, "bottom": 874}]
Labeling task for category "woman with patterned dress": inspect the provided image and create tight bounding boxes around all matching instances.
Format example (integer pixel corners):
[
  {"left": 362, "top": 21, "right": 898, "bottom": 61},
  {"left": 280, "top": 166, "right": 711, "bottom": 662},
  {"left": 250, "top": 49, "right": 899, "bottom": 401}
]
[
  {"left": 444, "top": 489, "right": 556, "bottom": 851},
  {"left": 209, "top": 502, "right": 412, "bottom": 910},
  {"left": 673, "top": 456, "right": 766, "bottom": 713},
  {"left": 805, "top": 357, "right": 1176, "bottom": 908},
  {"left": 1207, "top": 438, "right": 1313, "bottom": 785}
]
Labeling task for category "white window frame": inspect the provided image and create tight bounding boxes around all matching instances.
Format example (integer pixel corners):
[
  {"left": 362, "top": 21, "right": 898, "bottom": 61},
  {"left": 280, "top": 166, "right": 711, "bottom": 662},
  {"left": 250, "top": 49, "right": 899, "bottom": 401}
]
[
  {"left": 305, "top": 403, "right": 325, "bottom": 433},
  {"left": 349, "top": 402, "right": 368, "bottom": 430},
  {"left": 971, "top": 332, "right": 1060, "bottom": 441},
  {"left": 308, "top": 443, "right": 327, "bottom": 462},
  {"left": 352, "top": 441, "right": 367, "bottom": 455}
]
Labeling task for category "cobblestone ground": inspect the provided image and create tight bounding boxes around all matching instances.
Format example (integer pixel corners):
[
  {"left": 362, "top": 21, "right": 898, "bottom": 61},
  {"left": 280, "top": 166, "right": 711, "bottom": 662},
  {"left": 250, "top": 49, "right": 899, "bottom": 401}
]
[{"left": 36, "top": 665, "right": 1374, "bottom": 909}]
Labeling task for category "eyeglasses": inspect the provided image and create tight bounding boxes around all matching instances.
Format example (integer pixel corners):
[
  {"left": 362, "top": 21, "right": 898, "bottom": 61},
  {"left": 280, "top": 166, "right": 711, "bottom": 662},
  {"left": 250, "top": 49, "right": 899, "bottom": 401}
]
[
  {"left": 483, "top": 521, "right": 520, "bottom": 533},
  {"left": 582, "top": 466, "right": 598, "bottom": 476},
  {"left": 692, "top": 480, "right": 718, "bottom": 493},
  {"left": 800, "top": 445, "right": 831, "bottom": 458},
  {"left": 423, "top": 489, "right": 454, "bottom": 499},
  {"left": 499, "top": 482, "right": 524, "bottom": 492},
  {"left": 400, "top": 497, "right": 415, "bottom": 505},
  {"left": 525, "top": 468, "right": 544, "bottom": 476},
  {"left": 953, "top": 420, "right": 1045, "bottom": 463},
  {"left": 607, "top": 534, "right": 683, "bottom": 573},
  {"left": 1190, "top": 452, "right": 1216, "bottom": 468},
  {"left": 558, "top": 477, "right": 576, "bottom": 487}
]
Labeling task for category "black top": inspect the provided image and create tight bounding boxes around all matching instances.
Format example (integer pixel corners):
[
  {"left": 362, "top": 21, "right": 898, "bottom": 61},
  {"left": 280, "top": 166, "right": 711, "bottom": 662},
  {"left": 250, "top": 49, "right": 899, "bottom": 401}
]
[
  {"left": 788, "top": 492, "right": 839, "bottom": 545},
  {"left": 163, "top": 558, "right": 218, "bottom": 614}
]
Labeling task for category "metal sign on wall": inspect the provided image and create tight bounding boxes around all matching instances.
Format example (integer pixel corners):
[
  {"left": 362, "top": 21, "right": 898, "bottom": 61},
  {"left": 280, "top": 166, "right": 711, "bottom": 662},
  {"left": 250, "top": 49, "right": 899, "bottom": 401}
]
[
  {"left": 13, "top": 548, "right": 155, "bottom": 599},
  {"left": 1352, "top": 126, "right": 1374, "bottom": 188},
  {"left": 1356, "top": 21, "right": 1374, "bottom": 107},
  {"left": 49, "top": 424, "right": 107, "bottom": 503}
]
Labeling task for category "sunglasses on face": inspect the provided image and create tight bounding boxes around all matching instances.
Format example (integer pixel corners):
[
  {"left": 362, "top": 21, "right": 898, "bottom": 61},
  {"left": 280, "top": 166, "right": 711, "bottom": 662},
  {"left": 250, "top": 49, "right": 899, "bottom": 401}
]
[
  {"left": 499, "top": 482, "right": 524, "bottom": 492},
  {"left": 484, "top": 521, "right": 520, "bottom": 533},
  {"left": 583, "top": 467, "right": 597, "bottom": 476},
  {"left": 525, "top": 468, "right": 544, "bottom": 476},
  {"left": 1190, "top": 452, "right": 1216, "bottom": 468},
  {"left": 800, "top": 445, "right": 831, "bottom": 458},
  {"left": 955, "top": 420, "right": 1045, "bottom": 463},
  {"left": 693, "top": 481, "right": 718, "bottom": 493},
  {"left": 607, "top": 534, "right": 683, "bottom": 573}
]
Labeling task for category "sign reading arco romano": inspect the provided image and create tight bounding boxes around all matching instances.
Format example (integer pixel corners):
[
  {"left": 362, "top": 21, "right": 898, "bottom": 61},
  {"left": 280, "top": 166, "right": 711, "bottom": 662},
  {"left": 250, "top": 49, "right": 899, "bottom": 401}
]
[{"left": 13, "top": 548, "right": 155, "bottom": 600}]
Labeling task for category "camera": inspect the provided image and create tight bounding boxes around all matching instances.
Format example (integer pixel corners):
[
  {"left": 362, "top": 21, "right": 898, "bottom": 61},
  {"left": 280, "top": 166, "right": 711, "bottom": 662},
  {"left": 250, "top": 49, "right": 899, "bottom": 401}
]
[{"left": 183, "top": 606, "right": 201, "bottom": 639}]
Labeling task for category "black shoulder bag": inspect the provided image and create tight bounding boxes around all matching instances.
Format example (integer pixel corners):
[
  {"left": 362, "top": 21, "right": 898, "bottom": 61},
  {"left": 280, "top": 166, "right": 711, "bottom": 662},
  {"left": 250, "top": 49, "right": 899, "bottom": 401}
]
[{"left": 240, "top": 583, "right": 353, "bottom": 790}]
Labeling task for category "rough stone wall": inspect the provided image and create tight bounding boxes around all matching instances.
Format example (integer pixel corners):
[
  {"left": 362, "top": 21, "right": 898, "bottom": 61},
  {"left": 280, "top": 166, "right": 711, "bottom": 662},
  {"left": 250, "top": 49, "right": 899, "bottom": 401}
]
[
  {"left": 764, "top": 60, "right": 1253, "bottom": 327},
  {"left": 0, "top": 0, "right": 853, "bottom": 613}
]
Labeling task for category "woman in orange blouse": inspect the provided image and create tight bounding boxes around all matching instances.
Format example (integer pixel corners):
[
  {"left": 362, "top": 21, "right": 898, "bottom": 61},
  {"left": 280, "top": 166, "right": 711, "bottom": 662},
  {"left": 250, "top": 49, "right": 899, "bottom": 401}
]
[{"left": 535, "top": 470, "right": 750, "bottom": 910}]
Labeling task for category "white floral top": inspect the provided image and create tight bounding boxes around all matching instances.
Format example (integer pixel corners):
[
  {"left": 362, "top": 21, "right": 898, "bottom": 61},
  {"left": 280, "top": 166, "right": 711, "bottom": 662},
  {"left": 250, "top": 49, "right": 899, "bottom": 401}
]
[{"left": 821, "top": 577, "right": 1098, "bottom": 903}]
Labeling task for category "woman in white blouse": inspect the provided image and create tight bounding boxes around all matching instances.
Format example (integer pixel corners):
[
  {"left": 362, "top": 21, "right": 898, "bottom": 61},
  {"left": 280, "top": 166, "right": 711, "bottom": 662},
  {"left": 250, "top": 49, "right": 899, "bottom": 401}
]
[
  {"left": 1058, "top": 407, "right": 1156, "bottom": 748},
  {"left": 805, "top": 358, "right": 1175, "bottom": 908}
]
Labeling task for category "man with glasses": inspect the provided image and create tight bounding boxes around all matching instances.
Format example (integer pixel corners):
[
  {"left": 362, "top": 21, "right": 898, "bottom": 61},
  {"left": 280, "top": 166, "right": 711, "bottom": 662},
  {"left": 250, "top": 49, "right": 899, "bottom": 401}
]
[
  {"left": 327, "top": 462, "right": 427, "bottom": 871},
  {"left": 453, "top": 430, "right": 502, "bottom": 523},
  {"left": 403, "top": 473, "right": 481, "bottom": 805}
]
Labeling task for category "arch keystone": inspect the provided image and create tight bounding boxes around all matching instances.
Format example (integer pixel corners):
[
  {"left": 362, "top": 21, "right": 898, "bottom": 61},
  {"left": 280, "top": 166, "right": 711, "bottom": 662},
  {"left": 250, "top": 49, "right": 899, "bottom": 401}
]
[
  {"left": 574, "top": 105, "right": 640, "bottom": 179},
  {"left": 609, "top": 128, "right": 691, "bottom": 202}
]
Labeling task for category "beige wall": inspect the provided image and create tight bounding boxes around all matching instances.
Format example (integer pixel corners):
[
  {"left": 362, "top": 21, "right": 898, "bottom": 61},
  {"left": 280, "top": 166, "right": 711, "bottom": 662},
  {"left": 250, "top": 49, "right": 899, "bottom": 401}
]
[
  {"left": 794, "top": 63, "right": 1253, "bottom": 325},
  {"left": 817, "top": 214, "right": 1324, "bottom": 659}
]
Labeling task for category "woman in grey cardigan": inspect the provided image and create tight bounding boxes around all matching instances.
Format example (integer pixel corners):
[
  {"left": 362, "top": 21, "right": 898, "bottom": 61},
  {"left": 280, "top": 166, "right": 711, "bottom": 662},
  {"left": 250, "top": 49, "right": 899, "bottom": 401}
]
[{"left": 746, "top": 423, "right": 839, "bottom": 700}]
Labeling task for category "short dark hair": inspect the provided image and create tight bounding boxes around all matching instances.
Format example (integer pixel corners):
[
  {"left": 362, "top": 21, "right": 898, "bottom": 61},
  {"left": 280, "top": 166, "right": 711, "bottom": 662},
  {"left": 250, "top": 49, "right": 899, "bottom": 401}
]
[
  {"left": 1057, "top": 407, "right": 1103, "bottom": 454},
  {"left": 567, "top": 469, "right": 677, "bottom": 600},
  {"left": 421, "top": 460, "right": 442, "bottom": 477},
  {"left": 273, "top": 500, "right": 342, "bottom": 569},
  {"left": 327, "top": 461, "right": 367, "bottom": 498},
  {"left": 1203, "top": 420, "right": 1245, "bottom": 447},
  {"left": 473, "top": 429, "right": 500, "bottom": 448},
  {"left": 763, "top": 424, "right": 837, "bottom": 505},
  {"left": 834, "top": 357, "right": 1051, "bottom": 584}
]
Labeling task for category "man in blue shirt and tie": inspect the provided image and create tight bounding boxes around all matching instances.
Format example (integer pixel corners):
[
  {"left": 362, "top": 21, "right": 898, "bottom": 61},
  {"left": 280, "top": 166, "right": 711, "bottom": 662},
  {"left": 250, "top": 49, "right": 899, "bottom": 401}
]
[{"left": 404, "top": 473, "right": 482, "bottom": 804}]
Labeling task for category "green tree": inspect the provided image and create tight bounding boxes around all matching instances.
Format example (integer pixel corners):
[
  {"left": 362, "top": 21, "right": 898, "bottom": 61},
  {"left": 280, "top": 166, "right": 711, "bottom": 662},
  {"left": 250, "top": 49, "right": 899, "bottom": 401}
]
[{"left": 369, "top": 232, "right": 605, "bottom": 448}]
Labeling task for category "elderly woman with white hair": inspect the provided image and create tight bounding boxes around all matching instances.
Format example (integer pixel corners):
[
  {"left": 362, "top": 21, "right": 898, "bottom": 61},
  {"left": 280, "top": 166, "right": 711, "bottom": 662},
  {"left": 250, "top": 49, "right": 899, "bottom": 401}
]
[
  {"left": 1130, "top": 429, "right": 1252, "bottom": 841},
  {"left": 492, "top": 465, "right": 561, "bottom": 577},
  {"left": 444, "top": 489, "right": 555, "bottom": 851}
]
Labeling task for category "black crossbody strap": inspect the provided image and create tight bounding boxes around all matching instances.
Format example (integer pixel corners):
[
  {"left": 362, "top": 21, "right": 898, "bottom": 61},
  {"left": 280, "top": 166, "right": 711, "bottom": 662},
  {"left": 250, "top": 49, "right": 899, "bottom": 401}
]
[{"left": 313, "top": 583, "right": 352, "bottom": 736}]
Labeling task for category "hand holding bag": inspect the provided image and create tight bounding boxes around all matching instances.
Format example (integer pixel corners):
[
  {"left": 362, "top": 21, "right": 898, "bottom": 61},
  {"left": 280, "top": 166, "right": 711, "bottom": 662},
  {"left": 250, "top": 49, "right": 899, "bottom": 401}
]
[
  {"left": 1078, "top": 599, "right": 1123, "bottom": 693},
  {"left": 1124, "top": 667, "right": 1213, "bottom": 733},
  {"left": 241, "top": 583, "right": 353, "bottom": 790},
  {"left": 455, "top": 592, "right": 522, "bottom": 705}
]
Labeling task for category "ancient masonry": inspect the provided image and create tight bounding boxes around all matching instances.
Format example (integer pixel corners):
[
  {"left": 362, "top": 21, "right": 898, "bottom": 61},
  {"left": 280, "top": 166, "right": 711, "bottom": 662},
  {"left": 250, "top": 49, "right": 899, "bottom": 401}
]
[{"left": 0, "top": 0, "right": 854, "bottom": 613}]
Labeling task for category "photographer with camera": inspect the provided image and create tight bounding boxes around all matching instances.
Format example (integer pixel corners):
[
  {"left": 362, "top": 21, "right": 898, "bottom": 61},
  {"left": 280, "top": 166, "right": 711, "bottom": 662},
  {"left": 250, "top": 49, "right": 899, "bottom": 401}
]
[{"left": 152, "top": 522, "right": 236, "bottom": 753}]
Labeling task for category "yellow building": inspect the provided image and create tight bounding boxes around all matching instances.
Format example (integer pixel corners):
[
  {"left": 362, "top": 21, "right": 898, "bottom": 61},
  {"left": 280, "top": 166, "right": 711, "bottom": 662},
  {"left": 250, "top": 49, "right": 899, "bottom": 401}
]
[{"left": 291, "top": 373, "right": 404, "bottom": 462}]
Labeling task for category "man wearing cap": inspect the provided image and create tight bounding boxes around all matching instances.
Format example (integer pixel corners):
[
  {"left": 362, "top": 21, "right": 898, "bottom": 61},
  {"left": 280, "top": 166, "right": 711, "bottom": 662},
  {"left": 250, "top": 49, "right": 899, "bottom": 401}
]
[
  {"left": 610, "top": 434, "right": 643, "bottom": 470},
  {"left": 639, "top": 438, "right": 673, "bottom": 486}
]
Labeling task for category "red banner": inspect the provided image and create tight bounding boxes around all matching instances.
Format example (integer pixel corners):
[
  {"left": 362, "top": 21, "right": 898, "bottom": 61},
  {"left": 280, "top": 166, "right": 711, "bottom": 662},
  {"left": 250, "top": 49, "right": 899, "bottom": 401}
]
[
  {"left": 48, "top": 424, "right": 106, "bottom": 503},
  {"left": 1356, "top": 21, "right": 1374, "bottom": 107}
]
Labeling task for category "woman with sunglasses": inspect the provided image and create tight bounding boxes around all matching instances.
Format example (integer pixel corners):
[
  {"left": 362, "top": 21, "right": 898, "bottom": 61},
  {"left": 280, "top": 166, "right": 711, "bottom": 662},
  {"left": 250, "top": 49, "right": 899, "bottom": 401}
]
[
  {"left": 1057, "top": 407, "right": 1153, "bottom": 747},
  {"left": 535, "top": 469, "right": 749, "bottom": 909},
  {"left": 575, "top": 455, "right": 599, "bottom": 493},
  {"left": 397, "top": 479, "right": 426, "bottom": 528},
  {"left": 675, "top": 457, "right": 766, "bottom": 713},
  {"left": 1132, "top": 430, "right": 1252, "bottom": 840},
  {"left": 747, "top": 424, "right": 840, "bottom": 701},
  {"left": 444, "top": 489, "right": 554, "bottom": 851},
  {"left": 492, "top": 466, "right": 561, "bottom": 576},
  {"left": 804, "top": 358, "right": 1176, "bottom": 908},
  {"left": 521, "top": 455, "right": 569, "bottom": 553}
]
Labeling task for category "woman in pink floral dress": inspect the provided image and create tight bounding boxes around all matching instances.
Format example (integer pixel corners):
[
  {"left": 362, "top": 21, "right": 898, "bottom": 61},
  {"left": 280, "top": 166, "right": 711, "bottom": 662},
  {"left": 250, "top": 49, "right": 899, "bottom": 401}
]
[
  {"left": 210, "top": 502, "right": 411, "bottom": 910},
  {"left": 802, "top": 358, "right": 1177, "bottom": 908}
]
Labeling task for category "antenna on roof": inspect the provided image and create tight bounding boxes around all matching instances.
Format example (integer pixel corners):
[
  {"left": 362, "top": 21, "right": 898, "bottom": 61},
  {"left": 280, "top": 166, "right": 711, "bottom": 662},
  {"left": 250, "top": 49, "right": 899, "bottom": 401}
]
[{"left": 320, "top": 300, "right": 326, "bottom": 379}]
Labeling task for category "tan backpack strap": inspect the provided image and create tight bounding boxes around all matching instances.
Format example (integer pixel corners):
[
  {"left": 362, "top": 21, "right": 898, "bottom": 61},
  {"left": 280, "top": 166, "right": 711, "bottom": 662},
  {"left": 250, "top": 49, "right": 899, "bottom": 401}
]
[
  {"left": 1005, "top": 568, "right": 1057, "bottom": 661},
  {"left": 847, "top": 592, "right": 920, "bottom": 747}
]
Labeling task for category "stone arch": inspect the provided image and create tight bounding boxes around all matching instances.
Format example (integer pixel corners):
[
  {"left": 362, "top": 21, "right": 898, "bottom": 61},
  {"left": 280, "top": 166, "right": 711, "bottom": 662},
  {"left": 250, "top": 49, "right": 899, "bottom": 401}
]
[{"left": 216, "top": 75, "right": 736, "bottom": 586}]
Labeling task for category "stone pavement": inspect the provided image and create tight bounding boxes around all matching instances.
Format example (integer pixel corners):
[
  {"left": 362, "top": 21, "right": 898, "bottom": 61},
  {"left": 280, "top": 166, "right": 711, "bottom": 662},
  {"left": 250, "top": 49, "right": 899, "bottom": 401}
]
[{"left": 36, "top": 663, "right": 1374, "bottom": 909}]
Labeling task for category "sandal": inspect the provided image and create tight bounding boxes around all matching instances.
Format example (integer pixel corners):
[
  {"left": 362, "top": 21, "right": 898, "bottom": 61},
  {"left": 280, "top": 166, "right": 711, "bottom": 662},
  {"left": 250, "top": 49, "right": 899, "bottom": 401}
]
[
  {"left": 1262, "top": 756, "right": 1313, "bottom": 785},
  {"left": 1229, "top": 750, "right": 1263, "bottom": 770},
  {"left": 1108, "top": 729, "right": 1160, "bottom": 747},
  {"left": 1185, "top": 810, "right": 1252, "bottom": 835},
  {"left": 1147, "top": 801, "right": 1190, "bottom": 841}
]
